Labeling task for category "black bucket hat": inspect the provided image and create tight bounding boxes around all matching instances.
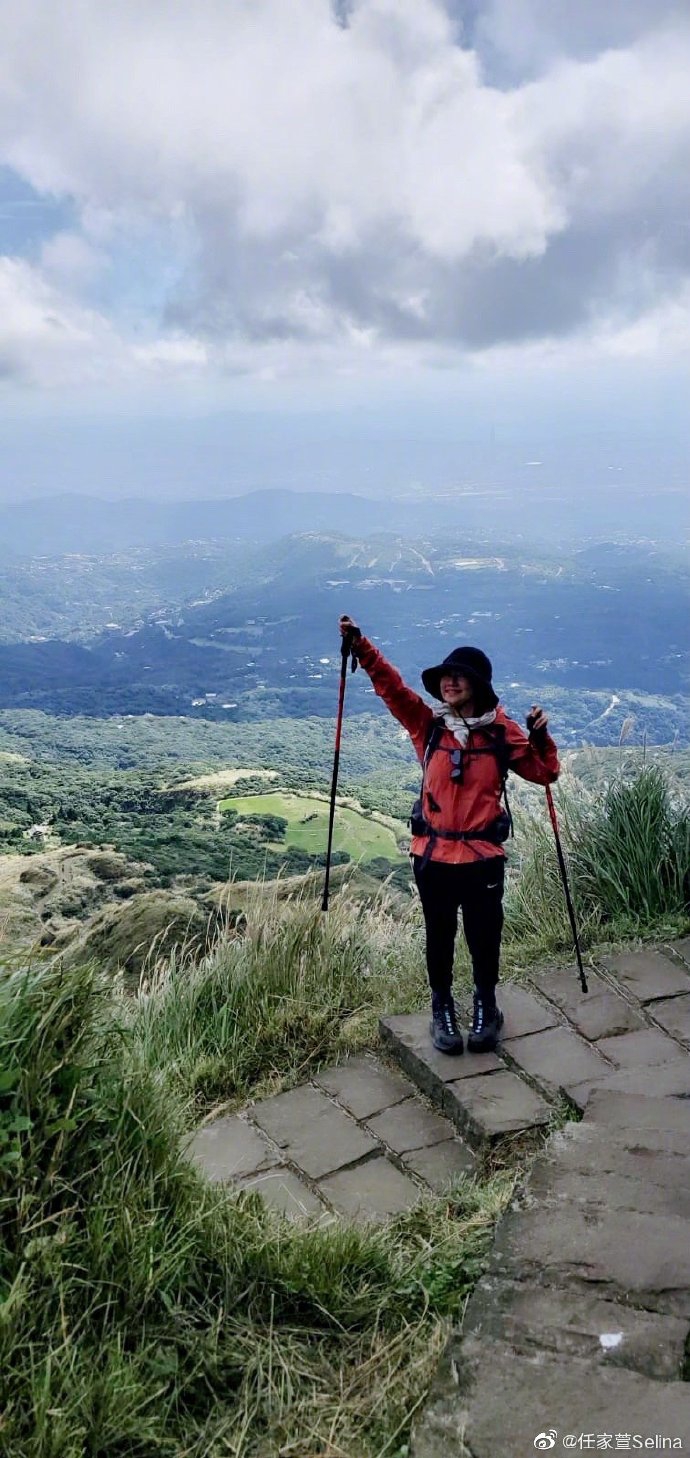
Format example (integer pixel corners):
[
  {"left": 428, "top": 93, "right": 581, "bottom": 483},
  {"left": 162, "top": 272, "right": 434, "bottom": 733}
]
[{"left": 421, "top": 646, "right": 498, "bottom": 708}]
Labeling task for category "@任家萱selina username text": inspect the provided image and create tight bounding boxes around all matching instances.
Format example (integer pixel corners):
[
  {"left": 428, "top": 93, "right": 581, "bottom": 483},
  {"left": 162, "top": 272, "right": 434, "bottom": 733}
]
[{"left": 533, "top": 1433, "right": 684, "bottom": 1450}]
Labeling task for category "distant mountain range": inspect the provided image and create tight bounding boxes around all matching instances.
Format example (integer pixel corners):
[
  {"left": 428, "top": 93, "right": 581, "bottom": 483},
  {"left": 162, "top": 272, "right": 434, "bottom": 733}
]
[
  {"left": 3, "top": 485, "right": 688, "bottom": 557},
  {"left": 0, "top": 490, "right": 380, "bottom": 555}
]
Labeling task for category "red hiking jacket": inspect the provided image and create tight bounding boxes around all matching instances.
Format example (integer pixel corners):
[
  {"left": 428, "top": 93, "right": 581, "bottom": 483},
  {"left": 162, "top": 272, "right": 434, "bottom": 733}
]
[{"left": 354, "top": 635, "right": 560, "bottom": 865}]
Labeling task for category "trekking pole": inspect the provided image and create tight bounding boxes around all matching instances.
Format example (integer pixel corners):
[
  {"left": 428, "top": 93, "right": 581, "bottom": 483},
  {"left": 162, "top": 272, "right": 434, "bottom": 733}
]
[
  {"left": 545, "top": 784, "right": 588, "bottom": 994},
  {"left": 322, "top": 630, "right": 357, "bottom": 912}
]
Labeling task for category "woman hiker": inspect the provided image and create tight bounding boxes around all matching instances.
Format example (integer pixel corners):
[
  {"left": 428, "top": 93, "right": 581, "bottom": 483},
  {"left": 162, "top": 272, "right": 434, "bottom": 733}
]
[{"left": 338, "top": 615, "right": 560, "bottom": 1056}]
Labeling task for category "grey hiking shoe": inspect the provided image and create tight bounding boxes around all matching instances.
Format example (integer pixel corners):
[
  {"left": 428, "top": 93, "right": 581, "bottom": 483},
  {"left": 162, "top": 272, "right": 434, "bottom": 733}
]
[
  {"left": 430, "top": 993, "right": 464, "bottom": 1055},
  {"left": 467, "top": 993, "right": 504, "bottom": 1053}
]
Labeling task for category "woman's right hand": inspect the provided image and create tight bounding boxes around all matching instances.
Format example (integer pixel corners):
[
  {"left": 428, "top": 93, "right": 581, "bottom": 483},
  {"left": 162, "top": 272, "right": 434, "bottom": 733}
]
[{"left": 339, "top": 614, "right": 361, "bottom": 640}]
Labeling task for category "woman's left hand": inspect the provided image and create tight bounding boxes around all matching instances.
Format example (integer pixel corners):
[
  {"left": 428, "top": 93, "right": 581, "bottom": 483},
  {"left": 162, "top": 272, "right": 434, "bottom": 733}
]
[{"left": 527, "top": 705, "right": 548, "bottom": 736}]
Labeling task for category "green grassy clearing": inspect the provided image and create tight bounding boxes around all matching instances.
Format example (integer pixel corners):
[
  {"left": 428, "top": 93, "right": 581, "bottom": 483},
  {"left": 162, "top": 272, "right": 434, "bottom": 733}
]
[{"left": 220, "top": 790, "right": 406, "bottom": 862}]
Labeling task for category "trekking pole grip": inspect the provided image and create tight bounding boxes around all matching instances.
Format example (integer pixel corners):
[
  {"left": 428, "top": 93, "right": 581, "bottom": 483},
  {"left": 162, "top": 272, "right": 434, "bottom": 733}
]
[{"left": 341, "top": 627, "right": 358, "bottom": 672}]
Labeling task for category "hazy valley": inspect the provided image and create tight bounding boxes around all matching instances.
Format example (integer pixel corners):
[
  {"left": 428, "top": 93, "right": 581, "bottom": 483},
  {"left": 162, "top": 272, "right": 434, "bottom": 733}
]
[{"left": 1, "top": 500, "right": 688, "bottom": 747}]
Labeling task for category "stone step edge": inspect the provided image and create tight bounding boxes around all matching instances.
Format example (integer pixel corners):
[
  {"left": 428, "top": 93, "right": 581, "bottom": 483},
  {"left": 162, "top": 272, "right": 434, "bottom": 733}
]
[
  {"left": 376, "top": 985, "right": 632, "bottom": 1131},
  {"left": 473, "top": 1238, "right": 690, "bottom": 1324},
  {"left": 378, "top": 1016, "right": 558, "bottom": 1150},
  {"left": 464, "top": 1268, "right": 690, "bottom": 1331}
]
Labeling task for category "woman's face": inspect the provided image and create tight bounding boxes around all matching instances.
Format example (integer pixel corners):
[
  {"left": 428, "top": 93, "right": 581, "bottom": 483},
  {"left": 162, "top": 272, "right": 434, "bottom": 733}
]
[{"left": 439, "top": 672, "right": 476, "bottom": 712}]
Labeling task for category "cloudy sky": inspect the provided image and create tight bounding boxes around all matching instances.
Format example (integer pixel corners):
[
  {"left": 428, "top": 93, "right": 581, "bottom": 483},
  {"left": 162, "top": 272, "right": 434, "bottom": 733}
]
[{"left": 0, "top": 0, "right": 689, "bottom": 504}]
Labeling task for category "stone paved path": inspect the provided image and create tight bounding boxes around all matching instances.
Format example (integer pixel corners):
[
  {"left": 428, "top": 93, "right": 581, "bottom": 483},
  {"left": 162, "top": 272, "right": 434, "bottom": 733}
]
[
  {"left": 185, "top": 938, "right": 690, "bottom": 1448},
  {"left": 410, "top": 938, "right": 690, "bottom": 1456}
]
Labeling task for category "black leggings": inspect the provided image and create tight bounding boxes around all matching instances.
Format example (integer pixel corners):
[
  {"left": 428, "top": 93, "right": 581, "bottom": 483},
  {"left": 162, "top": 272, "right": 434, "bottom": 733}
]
[{"left": 412, "top": 855, "right": 505, "bottom": 1000}]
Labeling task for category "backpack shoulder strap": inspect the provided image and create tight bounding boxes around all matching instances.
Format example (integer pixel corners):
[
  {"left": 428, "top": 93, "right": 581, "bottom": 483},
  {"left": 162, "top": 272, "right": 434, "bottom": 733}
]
[
  {"left": 494, "top": 722, "right": 511, "bottom": 783},
  {"left": 485, "top": 721, "right": 513, "bottom": 836},
  {"left": 423, "top": 716, "right": 444, "bottom": 761},
  {"left": 419, "top": 717, "right": 444, "bottom": 810}
]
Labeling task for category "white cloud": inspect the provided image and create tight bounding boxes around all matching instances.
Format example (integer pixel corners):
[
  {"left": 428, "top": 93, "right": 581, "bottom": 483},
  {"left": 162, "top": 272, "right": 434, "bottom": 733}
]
[
  {"left": 0, "top": 257, "right": 123, "bottom": 386},
  {"left": 1, "top": 0, "right": 565, "bottom": 260},
  {"left": 598, "top": 285, "right": 690, "bottom": 359},
  {"left": 0, "top": 256, "right": 213, "bottom": 386},
  {"left": 0, "top": 0, "right": 689, "bottom": 385},
  {"left": 40, "top": 231, "right": 104, "bottom": 289}
]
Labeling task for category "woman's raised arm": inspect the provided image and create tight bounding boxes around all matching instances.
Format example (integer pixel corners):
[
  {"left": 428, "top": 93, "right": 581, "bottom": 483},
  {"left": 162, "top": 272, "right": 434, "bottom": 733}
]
[{"left": 339, "top": 615, "right": 433, "bottom": 750}]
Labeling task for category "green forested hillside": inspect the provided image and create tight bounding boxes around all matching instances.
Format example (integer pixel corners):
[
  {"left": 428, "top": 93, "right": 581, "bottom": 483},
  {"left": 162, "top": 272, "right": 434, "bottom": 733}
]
[
  {"left": 2, "top": 707, "right": 688, "bottom": 884},
  {"left": 1, "top": 700, "right": 688, "bottom": 976}
]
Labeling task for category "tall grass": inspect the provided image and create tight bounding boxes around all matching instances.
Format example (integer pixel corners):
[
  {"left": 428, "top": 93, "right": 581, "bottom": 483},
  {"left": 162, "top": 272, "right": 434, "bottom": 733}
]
[
  {"left": 130, "top": 879, "right": 429, "bottom": 1115},
  {"left": 570, "top": 764, "right": 689, "bottom": 930},
  {"left": 0, "top": 956, "right": 513, "bottom": 1458},
  {"left": 504, "top": 764, "right": 689, "bottom": 954}
]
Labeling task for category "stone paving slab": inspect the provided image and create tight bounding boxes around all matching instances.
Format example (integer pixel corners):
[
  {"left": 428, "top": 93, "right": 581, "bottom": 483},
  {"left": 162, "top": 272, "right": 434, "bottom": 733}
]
[
  {"left": 568, "top": 990, "right": 646, "bottom": 1040},
  {"left": 554, "top": 1119, "right": 690, "bottom": 1164},
  {"left": 184, "top": 1114, "right": 280, "bottom": 1182},
  {"left": 400, "top": 1138, "right": 477, "bottom": 1192},
  {"left": 501, "top": 1023, "right": 612, "bottom": 1099},
  {"left": 249, "top": 1084, "right": 378, "bottom": 1179},
  {"left": 598, "top": 948, "right": 690, "bottom": 1002},
  {"left": 238, "top": 1166, "right": 328, "bottom": 1224},
  {"left": 529, "top": 965, "right": 644, "bottom": 1038},
  {"left": 313, "top": 1053, "right": 415, "bottom": 1119},
  {"left": 442, "top": 1068, "right": 552, "bottom": 1145},
  {"left": 525, "top": 1163, "right": 690, "bottom": 1219},
  {"left": 318, "top": 1154, "right": 423, "bottom": 1224},
  {"left": 489, "top": 1202, "right": 690, "bottom": 1317},
  {"left": 669, "top": 936, "right": 690, "bottom": 965},
  {"left": 539, "top": 1122, "right": 690, "bottom": 1186},
  {"left": 411, "top": 1336, "right": 690, "bottom": 1458},
  {"left": 584, "top": 1086, "right": 690, "bottom": 1132},
  {"left": 462, "top": 1277, "right": 688, "bottom": 1381},
  {"left": 379, "top": 1012, "right": 501, "bottom": 1090},
  {"left": 596, "top": 1025, "right": 688, "bottom": 1068},
  {"left": 572, "top": 1059, "right": 690, "bottom": 1109},
  {"left": 365, "top": 1097, "right": 456, "bottom": 1154},
  {"left": 647, "top": 992, "right": 690, "bottom": 1042}
]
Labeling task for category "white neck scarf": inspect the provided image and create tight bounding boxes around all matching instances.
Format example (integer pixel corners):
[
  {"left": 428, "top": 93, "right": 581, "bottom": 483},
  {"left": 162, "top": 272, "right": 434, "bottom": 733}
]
[{"left": 433, "top": 705, "right": 497, "bottom": 748}]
